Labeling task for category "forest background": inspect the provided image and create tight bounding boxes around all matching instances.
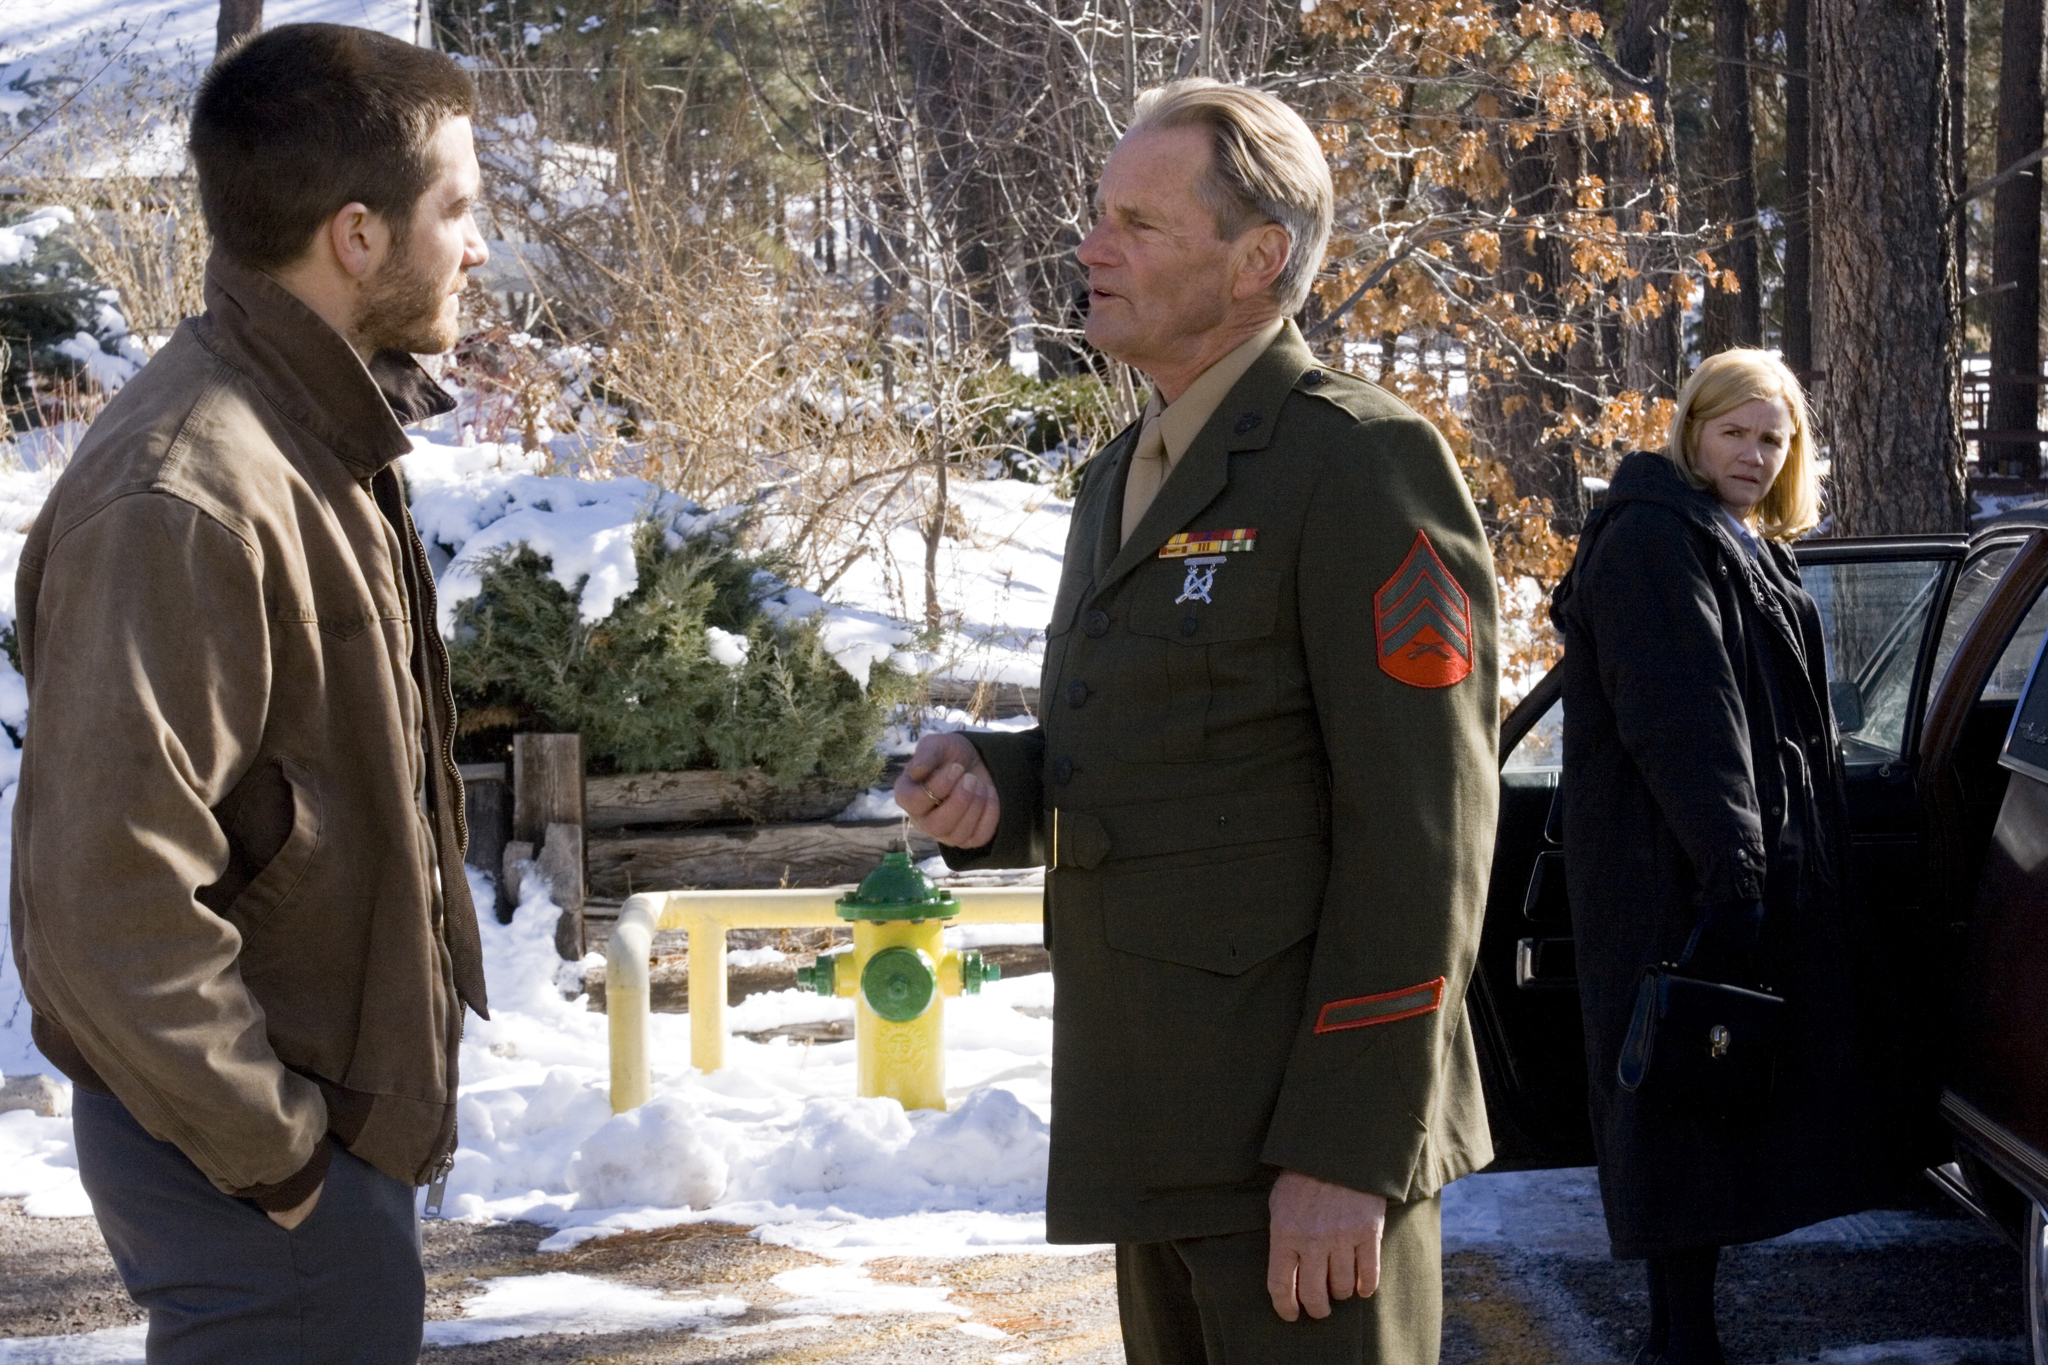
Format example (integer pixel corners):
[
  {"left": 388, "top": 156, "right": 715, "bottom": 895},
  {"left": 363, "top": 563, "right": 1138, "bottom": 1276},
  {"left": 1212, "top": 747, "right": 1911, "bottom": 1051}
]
[{"left": 3, "top": 0, "right": 2046, "bottom": 694}]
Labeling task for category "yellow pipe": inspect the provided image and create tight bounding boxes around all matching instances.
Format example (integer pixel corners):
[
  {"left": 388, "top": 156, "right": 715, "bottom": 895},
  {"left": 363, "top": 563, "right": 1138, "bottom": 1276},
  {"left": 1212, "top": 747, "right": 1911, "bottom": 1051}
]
[{"left": 607, "top": 885, "right": 1043, "bottom": 1112}]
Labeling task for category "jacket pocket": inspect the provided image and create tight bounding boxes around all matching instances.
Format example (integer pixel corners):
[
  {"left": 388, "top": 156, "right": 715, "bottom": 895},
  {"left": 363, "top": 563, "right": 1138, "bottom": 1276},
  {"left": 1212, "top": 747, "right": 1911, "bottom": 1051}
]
[
  {"left": 218, "top": 757, "right": 324, "bottom": 938},
  {"left": 1101, "top": 842, "right": 1325, "bottom": 975},
  {"left": 1121, "top": 567, "right": 1282, "bottom": 761}
]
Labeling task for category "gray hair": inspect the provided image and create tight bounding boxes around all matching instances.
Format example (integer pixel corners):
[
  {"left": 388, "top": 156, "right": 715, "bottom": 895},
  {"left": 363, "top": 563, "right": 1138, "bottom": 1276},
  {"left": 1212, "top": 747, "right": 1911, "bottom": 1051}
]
[{"left": 1125, "top": 79, "right": 1335, "bottom": 315}]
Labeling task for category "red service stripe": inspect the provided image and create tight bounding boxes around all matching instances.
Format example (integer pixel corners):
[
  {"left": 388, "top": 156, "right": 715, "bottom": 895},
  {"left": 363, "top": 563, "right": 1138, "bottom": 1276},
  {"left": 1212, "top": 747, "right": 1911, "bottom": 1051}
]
[{"left": 1312, "top": 976, "right": 1446, "bottom": 1034}]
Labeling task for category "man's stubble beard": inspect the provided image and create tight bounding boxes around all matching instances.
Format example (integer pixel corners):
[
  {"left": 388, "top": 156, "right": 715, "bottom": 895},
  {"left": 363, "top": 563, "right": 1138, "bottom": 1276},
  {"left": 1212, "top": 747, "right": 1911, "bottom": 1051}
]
[{"left": 352, "top": 235, "right": 460, "bottom": 356}]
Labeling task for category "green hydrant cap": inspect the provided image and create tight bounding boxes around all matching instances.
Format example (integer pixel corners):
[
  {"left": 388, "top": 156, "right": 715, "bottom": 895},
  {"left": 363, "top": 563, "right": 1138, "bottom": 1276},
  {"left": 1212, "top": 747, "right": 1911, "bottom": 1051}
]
[
  {"left": 836, "top": 850, "right": 957, "bottom": 922},
  {"left": 861, "top": 946, "right": 938, "bottom": 1022},
  {"left": 795, "top": 955, "right": 838, "bottom": 996}
]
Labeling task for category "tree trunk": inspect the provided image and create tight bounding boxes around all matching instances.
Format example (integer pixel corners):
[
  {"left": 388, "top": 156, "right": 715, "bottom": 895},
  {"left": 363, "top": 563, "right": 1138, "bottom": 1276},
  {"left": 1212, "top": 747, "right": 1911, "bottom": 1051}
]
[
  {"left": 1614, "top": 0, "right": 1684, "bottom": 402},
  {"left": 216, "top": 0, "right": 261, "bottom": 55},
  {"left": 1472, "top": 113, "right": 1587, "bottom": 533},
  {"left": 1814, "top": 0, "right": 1965, "bottom": 533},
  {"left": 1784, "top": 0, "right": 1814, "bottom": 378},
  {"left": 1986, "top": 0, "right": 2044, "bottom": 477},
  {"left": 1703, "top": 0, "right": 1762, "bottom": 352},
  {"left": 1949, "top": 0, "right": 1971, "bottom": 291}
]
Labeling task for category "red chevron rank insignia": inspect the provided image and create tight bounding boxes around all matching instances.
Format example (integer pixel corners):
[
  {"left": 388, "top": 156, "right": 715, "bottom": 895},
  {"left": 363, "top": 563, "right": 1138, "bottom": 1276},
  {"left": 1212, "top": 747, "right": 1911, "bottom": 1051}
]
[{"left": 1374, "top": 530, "right": 1473, "bottom": 688}]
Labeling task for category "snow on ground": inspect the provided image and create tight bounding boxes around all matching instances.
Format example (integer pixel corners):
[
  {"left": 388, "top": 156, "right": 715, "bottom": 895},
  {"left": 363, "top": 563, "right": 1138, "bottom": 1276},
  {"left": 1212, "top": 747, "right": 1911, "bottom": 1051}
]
[
  {"left": 0, "top": 0, "right": 419, "bottom": 127},
  {"left": 804, "top": 475, "right": 1070, "bottom": 694}
]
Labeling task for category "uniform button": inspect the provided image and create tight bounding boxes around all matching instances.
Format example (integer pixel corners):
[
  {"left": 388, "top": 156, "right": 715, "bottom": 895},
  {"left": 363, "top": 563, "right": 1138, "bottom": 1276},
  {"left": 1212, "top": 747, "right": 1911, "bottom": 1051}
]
[
  {"left": 1180, "top": 615, "right": 1199, "bottom": 636},
  {"left": 1303, "top": 370, "right": 1324, "bottom": 387},
  {"left": 1051, "top": 756, "right": 1074, "bottom": 785},
  {"left": 1084, "top": 609, "right": 1110, "bottom": 638},
  {"left": 1067, "top": 680, "right": 1090, "bottom": 708}
]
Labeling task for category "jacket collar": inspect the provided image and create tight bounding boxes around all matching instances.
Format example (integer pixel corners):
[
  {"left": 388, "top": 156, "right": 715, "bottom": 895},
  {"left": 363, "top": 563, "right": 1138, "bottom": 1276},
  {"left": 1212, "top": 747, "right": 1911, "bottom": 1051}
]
[
  {"left": 1596, "top": 450, "right": 1808, "bottom": 668},
  {"left": 193, "top": 251, "right": 457, "bottom": 479},
  {"left": 1091, "top": 319, "right": 1313, "bottom": 598}
]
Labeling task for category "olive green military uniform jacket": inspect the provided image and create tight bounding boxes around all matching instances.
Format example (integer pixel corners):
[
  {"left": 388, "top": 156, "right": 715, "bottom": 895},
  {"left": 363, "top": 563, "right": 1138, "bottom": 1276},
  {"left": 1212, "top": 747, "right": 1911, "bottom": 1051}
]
[{"left": 948, "top": 323, "right": 1499, "bottom": 1245}]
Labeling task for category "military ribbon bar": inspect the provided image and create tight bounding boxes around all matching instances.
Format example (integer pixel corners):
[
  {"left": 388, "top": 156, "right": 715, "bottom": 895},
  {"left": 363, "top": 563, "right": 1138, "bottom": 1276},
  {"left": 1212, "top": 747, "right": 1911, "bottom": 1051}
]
[
  {"left": 1313, "top": 977, "right": 1446, "bottom": 1034},
  {"left": 1159, "top": 527, "right": 1257, "bottom": 559}
]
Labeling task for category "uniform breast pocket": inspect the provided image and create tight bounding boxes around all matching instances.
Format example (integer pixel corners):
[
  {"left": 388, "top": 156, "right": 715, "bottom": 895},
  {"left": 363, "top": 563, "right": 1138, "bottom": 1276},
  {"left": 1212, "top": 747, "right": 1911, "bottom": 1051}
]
[{"left": 1120, "top": 566, "right": 1282, "bottom": 762}]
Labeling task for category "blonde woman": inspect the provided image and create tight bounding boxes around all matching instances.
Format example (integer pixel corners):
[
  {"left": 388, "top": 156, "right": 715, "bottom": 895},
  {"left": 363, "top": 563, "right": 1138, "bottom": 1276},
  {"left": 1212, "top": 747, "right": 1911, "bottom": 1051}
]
[{"left": 1551, "top": 350, "right": 1905, "bottom": 1364}]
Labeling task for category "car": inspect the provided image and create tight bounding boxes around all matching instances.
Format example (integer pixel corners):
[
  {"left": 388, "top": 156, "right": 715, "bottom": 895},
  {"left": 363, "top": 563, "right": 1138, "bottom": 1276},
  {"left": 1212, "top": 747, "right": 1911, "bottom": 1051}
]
[{"left": 1475, "top": 518, "right": 2048, "bottom": 1361}]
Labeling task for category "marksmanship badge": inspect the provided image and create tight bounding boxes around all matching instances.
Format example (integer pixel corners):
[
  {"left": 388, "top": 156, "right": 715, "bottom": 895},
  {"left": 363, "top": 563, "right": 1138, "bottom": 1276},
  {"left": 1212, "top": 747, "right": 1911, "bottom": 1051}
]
[
  {"left": 1175, "top": 555, "right": 1227, "bottom": 605},
  {"left": 1373, "top": 530, "right": 1473, "bottom": 688}
]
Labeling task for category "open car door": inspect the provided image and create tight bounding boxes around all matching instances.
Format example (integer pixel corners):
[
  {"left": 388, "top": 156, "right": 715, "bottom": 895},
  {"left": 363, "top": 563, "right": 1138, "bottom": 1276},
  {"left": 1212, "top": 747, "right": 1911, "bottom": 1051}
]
[{"left": 1469, "top": 533, "right": 1978, "bottom": 1170}]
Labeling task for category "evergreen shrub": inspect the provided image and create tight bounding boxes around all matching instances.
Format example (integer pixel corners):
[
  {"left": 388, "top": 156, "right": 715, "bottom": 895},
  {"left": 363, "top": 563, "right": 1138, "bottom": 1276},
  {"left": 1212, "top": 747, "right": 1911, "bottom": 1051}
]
[{"left": 448, "top": 520, "right": 908, "bottom": 786}]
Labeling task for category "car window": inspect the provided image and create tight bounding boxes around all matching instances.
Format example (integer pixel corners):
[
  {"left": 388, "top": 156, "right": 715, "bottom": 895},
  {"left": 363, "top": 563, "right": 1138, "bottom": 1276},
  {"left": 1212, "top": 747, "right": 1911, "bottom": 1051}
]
[
  {"left": 1927, "top": 545, "right": 2020, "bottom": 704},
  {"left": 1502, "top": 695, "right": 1562, "bottom": 778},
  {"left": 1981, "top": 586, "right": 2048, "bottom": 703},
  {"left": 1801, "top": 558, "right": 1948, "bottom": 765}
]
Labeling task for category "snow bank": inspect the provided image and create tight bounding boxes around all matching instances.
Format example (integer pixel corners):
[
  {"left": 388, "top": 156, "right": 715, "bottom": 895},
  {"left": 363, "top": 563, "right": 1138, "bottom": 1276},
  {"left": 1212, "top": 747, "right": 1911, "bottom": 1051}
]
[
  {"left": 782, "top": 476, "right": 1067, "bottom": 696},
  {"left": 401, "top": 439, "right": 916, "bottom": 685},
  {"left": 448, "top": 868, "right": 1061, "bottom": 1259},
  {"left": 0, "top": 0, "right": 420, "bottom": 127}
]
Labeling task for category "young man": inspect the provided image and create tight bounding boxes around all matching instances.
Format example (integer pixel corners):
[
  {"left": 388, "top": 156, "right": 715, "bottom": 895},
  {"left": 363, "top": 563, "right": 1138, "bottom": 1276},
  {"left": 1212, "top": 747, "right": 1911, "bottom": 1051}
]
[
  {"left": 899, "top": 80, "right": 1499, "bottom": 1363},
  {"left": 11, "top": 24, "right": 491, "bottom": 1361}
]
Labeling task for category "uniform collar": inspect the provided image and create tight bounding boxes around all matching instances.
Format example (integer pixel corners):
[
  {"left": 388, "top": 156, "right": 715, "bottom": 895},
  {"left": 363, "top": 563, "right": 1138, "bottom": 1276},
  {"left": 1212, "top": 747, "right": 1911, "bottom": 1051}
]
[
  {"left": 1144, "top": 316, "right": 1287, "bottom": 472},
  {"left": 1092, "top": 319, "right": 1311, "bottom": 599}
]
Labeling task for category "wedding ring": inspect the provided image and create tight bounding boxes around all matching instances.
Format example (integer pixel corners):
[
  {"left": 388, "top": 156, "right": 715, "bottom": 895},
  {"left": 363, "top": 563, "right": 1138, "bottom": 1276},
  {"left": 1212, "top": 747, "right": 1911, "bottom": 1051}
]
[{"left": 920, "top": 783, "right": 943, "bottom": 808}]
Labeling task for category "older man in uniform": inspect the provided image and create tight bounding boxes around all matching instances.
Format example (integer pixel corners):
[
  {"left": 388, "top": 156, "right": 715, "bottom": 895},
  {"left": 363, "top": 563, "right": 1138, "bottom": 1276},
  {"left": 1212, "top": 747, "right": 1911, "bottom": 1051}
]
[{"left": 897, "top": 79, "right": 1497, "bottom": 1362}]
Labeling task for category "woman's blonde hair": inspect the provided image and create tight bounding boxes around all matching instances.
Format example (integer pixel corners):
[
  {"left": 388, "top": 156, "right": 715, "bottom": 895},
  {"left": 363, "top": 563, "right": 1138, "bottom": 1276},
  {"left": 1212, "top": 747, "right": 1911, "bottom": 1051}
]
[{"left": 1664, "top": 347, "right": 1821, "bottom": 540}]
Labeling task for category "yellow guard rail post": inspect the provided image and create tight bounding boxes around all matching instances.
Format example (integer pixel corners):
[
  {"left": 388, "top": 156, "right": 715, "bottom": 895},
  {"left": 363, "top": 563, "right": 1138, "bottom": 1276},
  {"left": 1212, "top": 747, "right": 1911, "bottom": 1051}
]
[{"left": 607, "top": 883, "right": 1043, "bottom": 1113}]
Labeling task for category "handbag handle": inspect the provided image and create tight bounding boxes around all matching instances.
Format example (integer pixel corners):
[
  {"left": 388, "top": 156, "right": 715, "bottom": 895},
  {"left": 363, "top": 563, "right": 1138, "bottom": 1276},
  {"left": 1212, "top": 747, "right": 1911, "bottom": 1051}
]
[{"left": 1677, "top": 898, "right": 1766, "bottom": 977}]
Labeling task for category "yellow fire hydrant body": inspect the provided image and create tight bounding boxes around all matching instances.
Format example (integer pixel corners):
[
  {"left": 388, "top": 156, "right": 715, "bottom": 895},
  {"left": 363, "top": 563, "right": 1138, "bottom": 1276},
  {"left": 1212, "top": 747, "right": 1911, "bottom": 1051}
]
[{"left": 794, "top": 852, "right": 997, "bottom": 1111}]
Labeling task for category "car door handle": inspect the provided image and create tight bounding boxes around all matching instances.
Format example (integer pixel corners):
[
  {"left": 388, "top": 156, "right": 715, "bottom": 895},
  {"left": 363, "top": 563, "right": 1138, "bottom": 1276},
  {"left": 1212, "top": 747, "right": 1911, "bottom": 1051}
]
[{"left": 1516, "top": 936, "right": 1578, "bottom": 989}]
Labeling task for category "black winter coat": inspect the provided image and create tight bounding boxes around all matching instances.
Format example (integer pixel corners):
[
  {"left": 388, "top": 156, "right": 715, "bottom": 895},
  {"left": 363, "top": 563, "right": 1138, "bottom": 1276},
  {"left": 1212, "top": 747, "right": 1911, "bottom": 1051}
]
[{"left": 1552, "top": 452, "right": 1907, "bottom": 1259}]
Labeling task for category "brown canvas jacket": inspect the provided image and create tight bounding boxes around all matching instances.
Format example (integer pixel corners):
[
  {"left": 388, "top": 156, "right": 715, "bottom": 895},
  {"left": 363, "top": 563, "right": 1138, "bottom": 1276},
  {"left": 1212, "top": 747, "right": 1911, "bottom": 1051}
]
[{"left": 9, "top": 253, "right": 488, "bottom": 1210}]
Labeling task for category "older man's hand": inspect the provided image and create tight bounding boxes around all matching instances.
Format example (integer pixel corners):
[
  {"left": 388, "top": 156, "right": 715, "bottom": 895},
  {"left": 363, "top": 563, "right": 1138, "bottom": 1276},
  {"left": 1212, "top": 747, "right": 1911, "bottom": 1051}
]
[
  {"left": 1266, "top": 1170, "right": 1387, "bottom": 1321},
  {"left": 894, "top": 733, "right": 1001, "bottom": 850}
]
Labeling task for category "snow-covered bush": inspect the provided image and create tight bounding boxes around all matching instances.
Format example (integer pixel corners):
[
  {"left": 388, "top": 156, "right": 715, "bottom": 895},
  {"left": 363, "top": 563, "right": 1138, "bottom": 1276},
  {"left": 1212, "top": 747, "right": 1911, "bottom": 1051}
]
[{"left": 448, "top": 519, "right": 910, "bottom": 783}]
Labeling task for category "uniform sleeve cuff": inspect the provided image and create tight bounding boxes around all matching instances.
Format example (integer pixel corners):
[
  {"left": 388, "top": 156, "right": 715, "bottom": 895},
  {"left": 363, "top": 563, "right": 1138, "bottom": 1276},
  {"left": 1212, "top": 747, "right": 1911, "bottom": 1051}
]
[{"left": 243, "top": 1137, "right": 333, "bottom": 1212}]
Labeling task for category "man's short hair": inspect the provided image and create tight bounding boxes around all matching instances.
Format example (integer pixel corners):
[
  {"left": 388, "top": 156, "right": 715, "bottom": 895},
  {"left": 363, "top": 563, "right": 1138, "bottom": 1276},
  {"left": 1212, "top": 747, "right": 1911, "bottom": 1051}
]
[
  {"left": 190, "top": 24, "right": 477, "bottom": 271},
  {"left": 1125, "top": 79, "right": 1334, "bottom": 315}
]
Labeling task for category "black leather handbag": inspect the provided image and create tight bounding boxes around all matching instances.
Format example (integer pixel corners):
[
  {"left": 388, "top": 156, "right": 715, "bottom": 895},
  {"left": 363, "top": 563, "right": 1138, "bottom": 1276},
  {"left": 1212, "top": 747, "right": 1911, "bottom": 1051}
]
[{"left": 1617, "top": 919, "right": 1784, "bottom": 1113}]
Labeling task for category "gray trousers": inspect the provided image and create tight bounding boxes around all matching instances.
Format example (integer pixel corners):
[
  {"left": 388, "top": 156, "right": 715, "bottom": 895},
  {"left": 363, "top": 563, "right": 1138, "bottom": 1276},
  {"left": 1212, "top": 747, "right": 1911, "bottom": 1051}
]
[
  {"left": 1116, "top": 1194, "right": 1442, "bottom": 1365},
  {"left": 73, "top": 1088, "right": 425, "bottom": 1365}
]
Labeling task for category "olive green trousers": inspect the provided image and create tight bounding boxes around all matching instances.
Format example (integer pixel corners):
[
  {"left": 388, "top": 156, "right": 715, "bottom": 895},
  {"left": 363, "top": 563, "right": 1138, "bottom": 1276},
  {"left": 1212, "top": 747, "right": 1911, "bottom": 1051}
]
[{"left": 1115, "top": 1194, "right": 1442, "bottom": 1365}]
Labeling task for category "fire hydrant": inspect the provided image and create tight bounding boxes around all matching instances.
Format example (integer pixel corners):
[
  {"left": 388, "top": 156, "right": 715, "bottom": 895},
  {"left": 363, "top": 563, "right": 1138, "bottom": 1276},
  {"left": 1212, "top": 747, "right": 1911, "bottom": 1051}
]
[{"left": 793, "top": 851, "right": 1000, "bottom": 1111}]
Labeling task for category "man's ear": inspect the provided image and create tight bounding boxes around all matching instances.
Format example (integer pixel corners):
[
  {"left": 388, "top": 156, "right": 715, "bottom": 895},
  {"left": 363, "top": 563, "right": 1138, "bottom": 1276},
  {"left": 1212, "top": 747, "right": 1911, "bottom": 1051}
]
[
  {"left": 323, "top": 202, "right": 390, "bottom": 282},
  {"left": 1231, "top": 222, "right": 1291, "bottom": 302}
]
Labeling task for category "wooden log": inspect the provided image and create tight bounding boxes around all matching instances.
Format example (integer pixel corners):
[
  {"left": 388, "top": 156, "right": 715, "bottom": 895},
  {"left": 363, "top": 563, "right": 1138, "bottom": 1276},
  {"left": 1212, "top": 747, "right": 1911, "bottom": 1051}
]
[
  {"left": 514, "top": 735, "right": 585, "bottom": 958},
  {"left": 540, "top": 821, "right": 586, "bottom": 958},
  {"left": 460, "top": 763, "right": 514, "bottom": 921},
  {"left": 924, "top": 677, "right": 1039, "bottom": 721},
  {"left": 584, "top": 768, "right": 859, "bottom": 830},
  {"left": 513, "top": 734, "right": 585, "bottom": 842},
  {"left": 587, "top": 822, "right": 939, "bottom": 897}
]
